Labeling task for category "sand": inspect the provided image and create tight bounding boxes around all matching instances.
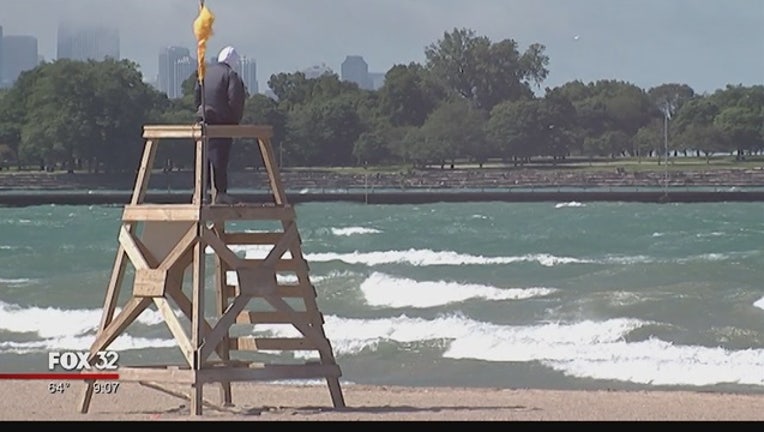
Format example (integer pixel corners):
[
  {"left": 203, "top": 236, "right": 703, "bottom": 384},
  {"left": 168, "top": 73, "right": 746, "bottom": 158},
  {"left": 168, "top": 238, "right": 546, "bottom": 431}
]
[{"left": 1, "top": 380, "right": 763, "bottom": 421}]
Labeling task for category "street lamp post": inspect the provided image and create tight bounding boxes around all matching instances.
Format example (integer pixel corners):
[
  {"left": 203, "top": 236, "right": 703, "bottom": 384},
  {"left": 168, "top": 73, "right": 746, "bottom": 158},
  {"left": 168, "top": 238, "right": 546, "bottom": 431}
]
[{"left": 662, "top": 102, "right": 671, "bottom": 190}]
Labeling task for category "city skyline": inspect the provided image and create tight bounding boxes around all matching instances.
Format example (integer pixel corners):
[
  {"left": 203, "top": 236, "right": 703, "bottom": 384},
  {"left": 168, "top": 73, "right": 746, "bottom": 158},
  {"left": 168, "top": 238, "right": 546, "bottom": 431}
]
[{"left": 0, "top": 0, "right": 762, "bottom": 95}]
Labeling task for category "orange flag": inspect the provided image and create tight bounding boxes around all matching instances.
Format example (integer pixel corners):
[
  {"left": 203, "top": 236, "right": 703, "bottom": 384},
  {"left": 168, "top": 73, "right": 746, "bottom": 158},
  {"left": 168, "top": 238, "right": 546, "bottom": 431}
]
[{"left": 193, "top": 2, "right": 215, "bottom": 83}]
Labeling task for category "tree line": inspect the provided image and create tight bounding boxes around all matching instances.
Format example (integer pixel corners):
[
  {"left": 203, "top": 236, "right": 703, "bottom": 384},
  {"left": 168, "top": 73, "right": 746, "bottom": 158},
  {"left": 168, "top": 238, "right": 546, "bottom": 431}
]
[{"left": 0, "top": 27, "right": 762, "bottom": 173}]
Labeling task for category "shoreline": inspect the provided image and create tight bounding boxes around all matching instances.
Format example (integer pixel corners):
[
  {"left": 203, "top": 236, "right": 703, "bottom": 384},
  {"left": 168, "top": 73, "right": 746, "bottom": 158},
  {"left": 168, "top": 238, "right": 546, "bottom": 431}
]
[
  {"left": 3, "top": 381, "right": 764, "bottom": 421},
  {"left": 2, "top": 166, "right": 764, "bottom": 192},
  {"left": 2, "top": 189, "right": 764, "bottom": 206}
]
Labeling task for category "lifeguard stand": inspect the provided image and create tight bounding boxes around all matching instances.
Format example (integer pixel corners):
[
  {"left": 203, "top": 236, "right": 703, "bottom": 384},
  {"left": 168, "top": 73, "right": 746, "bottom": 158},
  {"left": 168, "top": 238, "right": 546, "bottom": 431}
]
[{"left": 78, "top": 124, "right": 345, "bottom": 416}]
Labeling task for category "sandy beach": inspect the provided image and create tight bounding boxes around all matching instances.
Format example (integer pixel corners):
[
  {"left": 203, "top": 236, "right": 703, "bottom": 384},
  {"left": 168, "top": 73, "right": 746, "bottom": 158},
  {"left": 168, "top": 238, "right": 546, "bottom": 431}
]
[{"left": 1, "top": 380, "right": 763, "bottom": 421}]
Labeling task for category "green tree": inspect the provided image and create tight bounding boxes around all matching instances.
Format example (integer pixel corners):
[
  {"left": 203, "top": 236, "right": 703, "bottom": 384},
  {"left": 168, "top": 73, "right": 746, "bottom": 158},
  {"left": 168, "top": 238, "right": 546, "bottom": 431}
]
[
  {"left": 425, "top": 28, "right": 548, "bottom": 110},
  {"left": 648, "top": 83, "right": 696, "bottom": 118},
  {"left": 285, "top": 96, "right": 363, "bottom": 166},
  {"left": 633, "top": 119, "right": 664, "bottom": 160},
  {"left": 676, "top": 123, "right": 728, "bottom": 161},
  {"left": 486, "top": 100, "right": 540, "bottom": 164},
  {"left": 11, "top": 59, "right": 164, "bottom": 172},
  {"left": 237, "top": 94, "right": 287, "bottom": 168},
  {"left": 379, "top": 63, "right": 443, "bottom": 127},
  {"left": 419, "top": 99, "right": 488, "bottom": 168}
]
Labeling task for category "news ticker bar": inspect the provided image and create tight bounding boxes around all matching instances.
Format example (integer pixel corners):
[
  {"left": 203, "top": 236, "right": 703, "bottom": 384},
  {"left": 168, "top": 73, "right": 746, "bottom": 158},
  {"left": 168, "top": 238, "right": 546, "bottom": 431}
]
[{"left": 0, "top": 373, "right": 120, "bottom": 380}]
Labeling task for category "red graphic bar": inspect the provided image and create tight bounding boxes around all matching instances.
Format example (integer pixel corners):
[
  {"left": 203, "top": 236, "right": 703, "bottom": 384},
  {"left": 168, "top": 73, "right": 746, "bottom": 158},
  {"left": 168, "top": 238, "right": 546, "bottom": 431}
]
[{"left": 0, "top": 373, "right": 120, "bottom": 380}]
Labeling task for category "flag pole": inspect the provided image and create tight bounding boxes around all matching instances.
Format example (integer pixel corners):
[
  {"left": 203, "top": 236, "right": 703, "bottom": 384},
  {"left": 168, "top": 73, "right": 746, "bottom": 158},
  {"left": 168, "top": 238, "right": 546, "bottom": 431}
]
[
  {"left": 199, "top": 0, "right": 206, "bottom": 124},
  {"left": 198, "top": 0, "right": 208, "bottom": 204}
]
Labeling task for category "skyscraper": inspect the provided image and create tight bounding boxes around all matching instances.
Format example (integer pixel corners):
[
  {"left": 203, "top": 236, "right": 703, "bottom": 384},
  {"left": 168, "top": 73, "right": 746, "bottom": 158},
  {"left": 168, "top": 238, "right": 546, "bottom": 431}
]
[
  {"left": 173, "top": 56, "right": 197, "bottom": 98},
  {"left": 57, "top": 23, "right": 119, "bottom": 61},
  {"left": 237, "top": 56, "right": 258, "bottom": 95},
  {"left": 2, "top": 35, "right": 38, "bottom": 86},
  {"left": 341, "top": 55, "right": 372, "bottom": 90},
  {"left": 158, "top": 46, "right": 194, "bottom": 99}
]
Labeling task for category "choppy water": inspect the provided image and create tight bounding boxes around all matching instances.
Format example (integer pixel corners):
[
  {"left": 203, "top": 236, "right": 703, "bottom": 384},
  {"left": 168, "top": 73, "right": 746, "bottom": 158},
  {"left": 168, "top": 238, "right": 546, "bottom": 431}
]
[{"left": 1, "top": 201, "right": 763, "bottom": 393}]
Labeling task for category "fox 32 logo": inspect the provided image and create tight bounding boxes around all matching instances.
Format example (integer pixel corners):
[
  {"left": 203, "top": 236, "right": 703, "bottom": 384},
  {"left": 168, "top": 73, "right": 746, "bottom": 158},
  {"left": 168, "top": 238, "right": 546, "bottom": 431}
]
[{"left": 48, "top": 351, "right": 119, "bottom": 371}]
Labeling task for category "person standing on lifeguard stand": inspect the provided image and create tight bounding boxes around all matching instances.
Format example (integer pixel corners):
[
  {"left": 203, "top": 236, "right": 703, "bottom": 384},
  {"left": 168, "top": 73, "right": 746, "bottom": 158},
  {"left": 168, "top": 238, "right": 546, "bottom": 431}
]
[{"left": 194, "top": 46, "right": 247, "bottom": 205}]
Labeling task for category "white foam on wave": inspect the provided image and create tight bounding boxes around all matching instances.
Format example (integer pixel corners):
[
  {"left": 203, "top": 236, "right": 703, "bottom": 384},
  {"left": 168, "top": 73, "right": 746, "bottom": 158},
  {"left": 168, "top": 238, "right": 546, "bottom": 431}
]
[
  {"left": 754, "top": 297, "right": 764, "bottom": 311},
  {"left": 256, "top": 314, "right": 764, "bottom": 387},
  {"left": 0, "top": 278, "right": 34, "bottom": 285},
  {"left": 303, "top": 249, "right": 590, "bottom": 267},
  {"left": 359, "top": 272, "right": 556, "bottom": 308},
  {"left": 0, "top": 334, "right": 176, "bottom": 354},
  {"left": 225, "top": 270, "right": 357, "bottom": 286},
  {"left": 555, "top": 202, "right": 585, "bottom": 208},
  {"left": 233, "top": 246, "right": 744, "bottom": 269},
  {"left": 331, "top": 227, "right": 382, "bottom": 236},
  {"left": 0, "top": 301, "right": 172, "bottom": 338}
]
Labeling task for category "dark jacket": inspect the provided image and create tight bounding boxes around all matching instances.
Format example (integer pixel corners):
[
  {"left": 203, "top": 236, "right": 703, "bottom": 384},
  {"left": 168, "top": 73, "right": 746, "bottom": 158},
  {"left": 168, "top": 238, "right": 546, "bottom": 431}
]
[{"left": 194, "top": 62, "right": 246, "bottom": 125}]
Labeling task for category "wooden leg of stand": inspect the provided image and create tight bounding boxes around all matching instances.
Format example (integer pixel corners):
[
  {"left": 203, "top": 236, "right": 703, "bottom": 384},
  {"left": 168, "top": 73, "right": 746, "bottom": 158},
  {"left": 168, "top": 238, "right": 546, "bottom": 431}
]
[
  {"left": 191, "top": 233, "right": 206, "bottom": 416},
  {"left": 213, "top": 223, "right": 233, "bottom": 406},
  {"left": 80, "top": 245, "right": 131, "bottom": 414}
]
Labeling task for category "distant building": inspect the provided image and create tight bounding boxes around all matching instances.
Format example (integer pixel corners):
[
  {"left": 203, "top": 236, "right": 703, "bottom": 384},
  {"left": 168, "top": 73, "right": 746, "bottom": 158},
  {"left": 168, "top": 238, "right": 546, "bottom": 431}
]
[
  {"left": 368, "top": 72, "right": 386, "bottom": 91},
  {"left": 57, "top": 23, "right": 119, "bottom": 61},
  {"left": 237, "top": 56, "right": 259, "bottom": 95},
  {"left": 158, "top": 46, "right": 194, "bottom": 99},
  {"left": 173, "top": 56, "right": 197, "bottom": 98},
  {"left": 2, "top": 35, "right": 38, "bottom": 86},
  {"left": 0, "top": 26, "right": 4, "bottom": 87},
  {"left": 341, "top": 55, "right": 372, "bottom": 90},
  {"left": 302, "top": 63, "right": 333, "bottom": 79}
]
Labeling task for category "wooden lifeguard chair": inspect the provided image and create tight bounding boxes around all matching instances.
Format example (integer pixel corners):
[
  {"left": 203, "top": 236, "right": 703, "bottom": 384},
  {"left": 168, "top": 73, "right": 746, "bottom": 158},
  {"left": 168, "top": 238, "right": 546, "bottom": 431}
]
[{"left": 78, "top": 124, "right": 345, "bottom": 416}]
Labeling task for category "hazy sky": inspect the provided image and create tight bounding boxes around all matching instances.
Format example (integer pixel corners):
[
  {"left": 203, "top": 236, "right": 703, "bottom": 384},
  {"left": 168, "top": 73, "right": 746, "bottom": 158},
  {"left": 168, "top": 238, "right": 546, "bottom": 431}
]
[{"left": 1, "top": 0, "right": 762, "bottom": 94}]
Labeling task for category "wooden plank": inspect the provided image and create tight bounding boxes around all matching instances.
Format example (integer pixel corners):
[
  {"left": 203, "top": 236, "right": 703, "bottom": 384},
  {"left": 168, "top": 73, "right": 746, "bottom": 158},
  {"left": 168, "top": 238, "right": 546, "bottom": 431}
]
[
  {"left": 210, "top": 222, "right": 233, "bottom": 406},
  {"left": 88, "top": 297, "right": 152, "bottom": 357},
  {"left": 157, "top": 224, "right": 199, "bottom": 271},
  {"left": 165, "top": 288, "right": 231, "bottom": 365},
  {"left": 223, "top": 232, "right": 283, "bottom": 245},
  {"left": 166, "top": 288, "right": 213, "bottom": 336},
  {"left": 197, "top": 364, "right": 341, "bottom": 384},
  {"left": 236, "top": 268, "right": 277, "bottom": 296},
  {"left": 133, "top": 269, "right": 167, "bottom": 297},
  {"left": 199, "top": 296, "right": 251, "bottom": 362},
  {"left": 201, "top": 205, "right": 295, "bottom": 222},
  {"left": 262, "top": 223, "right": 299, "bottom": 268},
  {"left": 238, "top": 258, "right": 308, "bottom": 272},
  {"left": 153, "top": 298, "right": 194, "bottom": 365},
  {"left": 97, "top": 229, "right": 132, "bottom": 332},
  {"left": 258, "top": 137, "right": 288, "bottom": 206},
  {"left": 263, "top": 294, "right": 332, "bottom": 354},
  {"left": 117, "top": 366, "right": 196, "bottom": 384},
  {"left": 201, "top": 227, "right": 244, "bottom": 270},
  {"left": 131, "top": 139, "right": 158, "bottom": 205},
  {"left": 142, "top": 125, "right": 273, "bottom": 140},
  {"left": 235, "top": 311, "right": 323, "bottom": 325},
  {"left": 143, "top": 125, "right": 203, "bottom": 140},
  {"left": 224, "top": 284, "right": 316, "bottom": 298},
  {"left": 229, "top": 337, "right": 316, "bottom": 351},
  {"left": 191, "top": 239, "right": 206, "bottom": 363},
  {"left": 123, "top": 205, "right": 202, "bottom": 222},
  {"left": 195, "top": 136, "right": 206, "bottom": 208},
  {"left": 119, "top": 226, "right": 153, "bottom": 270}
]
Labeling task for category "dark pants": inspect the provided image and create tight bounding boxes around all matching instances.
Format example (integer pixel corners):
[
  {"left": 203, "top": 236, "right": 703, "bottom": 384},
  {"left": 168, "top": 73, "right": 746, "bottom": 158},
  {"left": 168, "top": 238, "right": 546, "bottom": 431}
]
[{"left": 207, "top": 137, "right": 232, "bottom": 193}]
